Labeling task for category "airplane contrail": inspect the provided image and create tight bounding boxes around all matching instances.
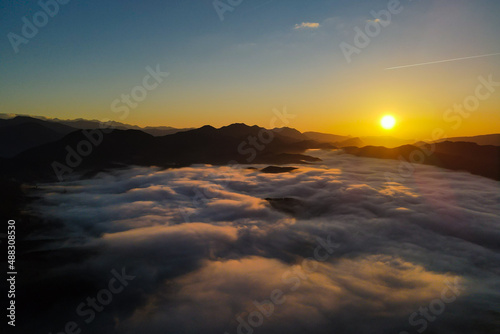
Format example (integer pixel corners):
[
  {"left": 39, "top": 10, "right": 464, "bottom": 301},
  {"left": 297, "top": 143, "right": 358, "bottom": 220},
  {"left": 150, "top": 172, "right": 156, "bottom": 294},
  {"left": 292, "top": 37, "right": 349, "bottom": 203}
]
[{"left": 386, "top": 52, "right": 500, "bottom": 70}]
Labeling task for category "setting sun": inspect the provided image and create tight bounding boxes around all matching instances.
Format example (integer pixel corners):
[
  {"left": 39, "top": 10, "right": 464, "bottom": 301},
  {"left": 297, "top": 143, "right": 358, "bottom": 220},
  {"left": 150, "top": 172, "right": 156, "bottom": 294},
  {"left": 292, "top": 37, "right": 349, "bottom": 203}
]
[{"left": 380, "top": 115, "right": 396, "bottom": 130}]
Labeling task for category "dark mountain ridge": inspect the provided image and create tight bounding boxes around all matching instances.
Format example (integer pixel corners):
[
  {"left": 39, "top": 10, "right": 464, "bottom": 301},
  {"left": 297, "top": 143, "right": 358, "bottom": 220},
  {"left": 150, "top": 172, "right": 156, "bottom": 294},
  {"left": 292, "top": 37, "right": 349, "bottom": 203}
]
[
  {"left": 1, "top": 116, "right": 498, "bottom": 182},
  {"left": 0, "top": 116, "right": 77, "bottom": 157},
  {"left": 343, "top": 141, "right": 500, "bottom": 181},
  {"left": 1, "top": 123, "right": 329, "bottom": 182}
]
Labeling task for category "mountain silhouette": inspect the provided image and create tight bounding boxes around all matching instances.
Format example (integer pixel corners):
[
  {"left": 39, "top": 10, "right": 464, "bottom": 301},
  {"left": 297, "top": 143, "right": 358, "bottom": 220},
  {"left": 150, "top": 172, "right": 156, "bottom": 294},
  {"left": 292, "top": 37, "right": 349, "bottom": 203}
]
[
  {"left": 433, "top": 134, "right": 500, "bottom": 146},
  {"left": 303, "top": 131, "right": 351, "bottom": 144},
  {"left": 343, "top": 141, "right": 500, "bottom": 181},
  {"left": 0, "top": 116, "right": 77, "bottom": 157},
  {"left": 1, "top": 124, "right": 327, "bottom": 182},
  {"left": 0, "top": 113, "right": 193, "bottom": 137},
  {"left": 2, "top": 116, "right": 498, "bottom": 182}
]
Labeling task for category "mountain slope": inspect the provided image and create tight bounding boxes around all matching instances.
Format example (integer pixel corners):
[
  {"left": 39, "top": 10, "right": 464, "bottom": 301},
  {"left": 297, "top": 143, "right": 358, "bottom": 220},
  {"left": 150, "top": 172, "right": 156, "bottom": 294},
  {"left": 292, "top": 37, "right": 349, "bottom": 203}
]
[
  {"left": 434, "top": 134, "right": 500, "bottom": 146},
  {"left": 360, "top": 136, "right": 413, "bottom": 148},
  {"left": 53, "top": 118, "right": 193, "bottom": 136},
  {"left": 0, "top": 116, "right": 76, "bottom": 134},
  {"left": 304, "top": 132, "right": 351, "bottom": 144},
  {"left": 0, "top": 113, "right": 193, "bottom": 137},
  {"left": 0, "top": 117, "right": 77, "bottom": 157},
  {"left": 1, "top": 124, "right": 326, "bottom": 182},
  {"left": 344, "top": 141, "right": 500, "bottom": 180}
]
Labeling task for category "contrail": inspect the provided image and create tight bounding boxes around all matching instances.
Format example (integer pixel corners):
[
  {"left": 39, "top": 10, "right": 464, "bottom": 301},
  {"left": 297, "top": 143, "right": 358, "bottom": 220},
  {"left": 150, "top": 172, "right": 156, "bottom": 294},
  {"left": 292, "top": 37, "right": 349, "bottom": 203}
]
[{"left": 386, "top": 52, "right": 500, "bottom": 70}]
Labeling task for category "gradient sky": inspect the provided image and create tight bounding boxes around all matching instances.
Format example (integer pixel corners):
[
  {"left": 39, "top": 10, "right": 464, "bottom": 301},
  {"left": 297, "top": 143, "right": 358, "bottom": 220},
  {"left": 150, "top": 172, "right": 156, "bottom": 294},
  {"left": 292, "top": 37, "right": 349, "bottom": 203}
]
[{"left": 1, "top": 0, "right": 499, "bottom": 139}]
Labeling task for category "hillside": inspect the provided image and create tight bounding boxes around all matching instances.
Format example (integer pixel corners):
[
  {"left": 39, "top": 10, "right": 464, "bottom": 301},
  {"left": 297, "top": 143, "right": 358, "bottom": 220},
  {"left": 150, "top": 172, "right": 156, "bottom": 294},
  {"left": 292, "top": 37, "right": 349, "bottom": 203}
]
[{"left": 344, "top": 141, "right": 500, "bottom": 180}]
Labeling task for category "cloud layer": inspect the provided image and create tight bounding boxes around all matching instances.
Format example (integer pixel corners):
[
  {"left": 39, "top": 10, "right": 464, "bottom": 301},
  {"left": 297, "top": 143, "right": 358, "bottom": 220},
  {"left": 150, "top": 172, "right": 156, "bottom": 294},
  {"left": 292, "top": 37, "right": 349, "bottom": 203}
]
[{"left": 24, "top": 150, "right": 500, "bottom": 334}]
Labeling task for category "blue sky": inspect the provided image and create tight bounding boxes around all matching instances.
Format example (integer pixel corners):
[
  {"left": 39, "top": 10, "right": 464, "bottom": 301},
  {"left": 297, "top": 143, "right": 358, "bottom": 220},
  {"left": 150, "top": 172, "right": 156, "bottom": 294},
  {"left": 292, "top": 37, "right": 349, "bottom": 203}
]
[{"left": 1, "top": 0, "right": 499, "bottom": 137}]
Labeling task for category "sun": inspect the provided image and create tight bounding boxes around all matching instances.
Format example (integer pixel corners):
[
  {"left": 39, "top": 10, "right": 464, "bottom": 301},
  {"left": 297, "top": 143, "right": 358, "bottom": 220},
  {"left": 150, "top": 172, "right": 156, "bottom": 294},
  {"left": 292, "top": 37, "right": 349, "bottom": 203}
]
[{"left": 380, "top": 115, "right": 396, "bottom": 130}]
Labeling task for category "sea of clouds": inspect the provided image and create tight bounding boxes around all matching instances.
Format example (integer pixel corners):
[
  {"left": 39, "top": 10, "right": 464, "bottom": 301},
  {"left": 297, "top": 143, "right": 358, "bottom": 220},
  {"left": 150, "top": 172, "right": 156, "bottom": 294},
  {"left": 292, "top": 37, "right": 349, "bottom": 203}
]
[{"left": 24, "top": 150, "right": 500, "bottom": 334}]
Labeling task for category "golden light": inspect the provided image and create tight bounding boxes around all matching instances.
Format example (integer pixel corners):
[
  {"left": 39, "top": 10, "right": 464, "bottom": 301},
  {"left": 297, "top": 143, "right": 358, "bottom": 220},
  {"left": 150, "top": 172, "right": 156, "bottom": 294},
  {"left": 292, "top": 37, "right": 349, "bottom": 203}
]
[{"left": 380, "top": 115, "right": 396, "bottom": 130}]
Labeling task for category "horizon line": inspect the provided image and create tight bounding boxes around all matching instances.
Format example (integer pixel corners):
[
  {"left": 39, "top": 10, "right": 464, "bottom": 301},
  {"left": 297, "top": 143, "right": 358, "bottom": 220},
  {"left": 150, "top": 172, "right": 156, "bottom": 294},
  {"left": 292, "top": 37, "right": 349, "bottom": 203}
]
[{"left": 1, "top": 113, "right": 498, "bottom": 139}]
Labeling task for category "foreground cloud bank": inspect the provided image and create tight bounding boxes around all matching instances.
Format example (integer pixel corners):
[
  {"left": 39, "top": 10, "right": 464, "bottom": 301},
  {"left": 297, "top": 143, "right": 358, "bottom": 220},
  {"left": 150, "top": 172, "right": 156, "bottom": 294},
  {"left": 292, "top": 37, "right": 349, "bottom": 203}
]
[{"left": 24, "top": 150, "right": 500, "bottom": 334}]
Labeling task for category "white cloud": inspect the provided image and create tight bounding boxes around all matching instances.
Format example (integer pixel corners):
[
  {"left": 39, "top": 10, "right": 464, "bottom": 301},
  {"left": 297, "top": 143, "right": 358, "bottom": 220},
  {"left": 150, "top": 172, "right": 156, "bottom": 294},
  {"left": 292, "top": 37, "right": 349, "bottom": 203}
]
[
  {"left": 294, "top": 22, "right": 320, "bottom": 29},
  {"left": 119, "top": 255, "right": 461, "bottom": 334},
  {"left": 28, "top": 150, "right": 500, "bottom": 334}
]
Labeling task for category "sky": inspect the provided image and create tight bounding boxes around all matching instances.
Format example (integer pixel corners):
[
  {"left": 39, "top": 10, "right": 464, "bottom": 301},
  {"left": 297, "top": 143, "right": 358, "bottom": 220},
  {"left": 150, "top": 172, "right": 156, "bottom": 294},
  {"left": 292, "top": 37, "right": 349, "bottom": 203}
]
[{"left": 0, "top": 0, "right": 499, "bottom": 139}]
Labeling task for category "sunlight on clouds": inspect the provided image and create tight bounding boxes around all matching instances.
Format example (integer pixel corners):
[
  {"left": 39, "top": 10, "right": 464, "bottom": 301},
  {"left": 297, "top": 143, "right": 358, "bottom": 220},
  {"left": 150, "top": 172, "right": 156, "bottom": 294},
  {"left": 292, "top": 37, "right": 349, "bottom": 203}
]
[
  {"left": 119, "top": 255, "right": 463, "bottom": 333},
  {"left": 294, "top": 22, "right": 320, "bottom": 29},
  {"left": 379, "top": 182, "right": 420, "bottom": 198},
  {"left": 102, "top": 223, "right": 239, "bottom": 245},
  {"left": 31, "top": 150, "right": 500, "bottom": 334}
]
